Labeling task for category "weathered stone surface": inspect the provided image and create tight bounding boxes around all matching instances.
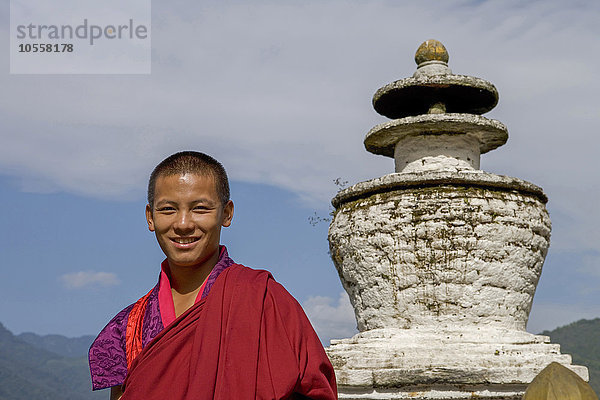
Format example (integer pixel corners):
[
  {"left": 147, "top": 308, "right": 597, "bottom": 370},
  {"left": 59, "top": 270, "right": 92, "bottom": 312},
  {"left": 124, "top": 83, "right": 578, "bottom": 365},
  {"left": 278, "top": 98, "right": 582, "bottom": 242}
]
[
  {"left": 372, "top": 75, "right": 498, "bottom": 119},
  {"left": 332, "top": 171, "right": 547, "bottom": 211},
  {"left": 364, "top": 113, "right": 508, "bottom": 163},
  {"left": 329, "top": 173, "right": 550, "bottom": 332},
  {"left": 335, "top": 387, "right": 525, "bottom": 400},
  {"left": 327, "top": 328, "right": 589, "bottom": 398},
  {"left": 392, "top": 134, "right": 481, "bottom": 172}
]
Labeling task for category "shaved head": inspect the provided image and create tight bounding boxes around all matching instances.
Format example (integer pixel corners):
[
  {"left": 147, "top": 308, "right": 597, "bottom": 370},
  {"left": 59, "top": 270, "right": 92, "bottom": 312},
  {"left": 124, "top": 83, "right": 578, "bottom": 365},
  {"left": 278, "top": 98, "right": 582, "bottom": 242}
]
[{"left": 147, "top": 151, "right": 230, "bottom": 207}]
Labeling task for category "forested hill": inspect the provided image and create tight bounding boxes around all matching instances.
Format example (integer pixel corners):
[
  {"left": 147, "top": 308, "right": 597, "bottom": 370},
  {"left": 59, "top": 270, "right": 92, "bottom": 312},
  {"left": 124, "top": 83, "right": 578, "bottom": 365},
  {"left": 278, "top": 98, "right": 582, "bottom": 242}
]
[
  {"left": 0, "top": 323, "right": 104, "bottom": 400},
  {"left": 17, "top": 331, "right": 94, "bottom": 358},
  {"left": 541, "top": 318, "right": 600, "bottom": 394}
]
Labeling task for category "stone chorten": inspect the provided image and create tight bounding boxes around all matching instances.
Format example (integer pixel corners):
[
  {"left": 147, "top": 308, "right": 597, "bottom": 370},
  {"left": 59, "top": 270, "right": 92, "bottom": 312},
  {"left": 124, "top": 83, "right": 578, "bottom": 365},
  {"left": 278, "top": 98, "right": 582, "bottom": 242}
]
[{"left": 326, "top": 40, "right": 588, "bottom": 399}]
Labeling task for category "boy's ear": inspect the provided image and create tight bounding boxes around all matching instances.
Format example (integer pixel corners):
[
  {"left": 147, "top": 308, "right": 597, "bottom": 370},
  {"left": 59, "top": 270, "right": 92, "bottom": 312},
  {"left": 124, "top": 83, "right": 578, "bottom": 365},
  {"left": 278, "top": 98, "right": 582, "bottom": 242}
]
[
  {"left": 145, "top": 204, "right": 155, "bottom": 231},
  {"left": 222, "top": 200, "right": 234, "bottom": 227}
]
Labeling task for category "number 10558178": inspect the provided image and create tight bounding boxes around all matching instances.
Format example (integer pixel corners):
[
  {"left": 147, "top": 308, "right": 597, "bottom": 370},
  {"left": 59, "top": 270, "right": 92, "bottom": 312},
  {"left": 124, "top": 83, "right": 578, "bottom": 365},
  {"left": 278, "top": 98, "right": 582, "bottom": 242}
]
[{"left": 18, "top": 43, "right": 73, "bottom": 52}]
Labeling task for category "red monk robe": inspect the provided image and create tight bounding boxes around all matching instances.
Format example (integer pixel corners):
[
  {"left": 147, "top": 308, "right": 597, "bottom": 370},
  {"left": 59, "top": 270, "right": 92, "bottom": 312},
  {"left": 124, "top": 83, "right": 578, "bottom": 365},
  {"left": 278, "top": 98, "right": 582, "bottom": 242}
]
[{"left": 121, "top": 264, "right": 337, "bottom": 400}]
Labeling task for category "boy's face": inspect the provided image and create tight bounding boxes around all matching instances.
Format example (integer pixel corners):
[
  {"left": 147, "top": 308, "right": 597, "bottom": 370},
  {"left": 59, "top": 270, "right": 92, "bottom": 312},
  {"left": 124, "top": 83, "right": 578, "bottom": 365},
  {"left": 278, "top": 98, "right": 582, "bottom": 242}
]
[{"left": 145, "top": 173, "right": 233, "bottom": 270}]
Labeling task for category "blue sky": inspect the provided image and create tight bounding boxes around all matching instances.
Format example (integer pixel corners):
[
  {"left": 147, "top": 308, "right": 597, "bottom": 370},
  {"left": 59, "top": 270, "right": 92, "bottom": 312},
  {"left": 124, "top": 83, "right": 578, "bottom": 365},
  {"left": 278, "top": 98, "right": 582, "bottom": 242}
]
[{"left": 1, "top": 0, "right": 599, "bottom": 344}]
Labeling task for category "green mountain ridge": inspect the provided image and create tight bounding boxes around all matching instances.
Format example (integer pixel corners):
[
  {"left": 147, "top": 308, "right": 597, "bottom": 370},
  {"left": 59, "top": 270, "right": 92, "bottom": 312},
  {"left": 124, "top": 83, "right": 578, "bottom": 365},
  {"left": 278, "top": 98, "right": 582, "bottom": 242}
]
[
  {"left": 0, "top": 323, "right": 104, "bottom": 400},
  {"left": 16, "top": 332, "right": 95, "bottom": 358}
]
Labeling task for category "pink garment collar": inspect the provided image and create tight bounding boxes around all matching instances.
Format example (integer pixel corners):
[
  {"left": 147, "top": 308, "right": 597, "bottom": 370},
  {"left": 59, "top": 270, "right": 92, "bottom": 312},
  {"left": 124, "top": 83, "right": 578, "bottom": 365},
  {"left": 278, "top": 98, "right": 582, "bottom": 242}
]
[{"left": 158, "top": 246, "right": 226, "bottom": 328}]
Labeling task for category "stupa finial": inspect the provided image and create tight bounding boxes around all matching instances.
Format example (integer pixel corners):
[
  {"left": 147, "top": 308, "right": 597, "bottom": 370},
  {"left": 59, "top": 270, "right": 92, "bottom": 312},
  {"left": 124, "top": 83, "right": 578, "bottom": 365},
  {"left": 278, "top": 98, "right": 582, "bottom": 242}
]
[
  {"left": 413, "top": 39, "right": 451, "bottom": 78},
  {"left": 415, "top": 39, "right": 449, "bottom": 66}
]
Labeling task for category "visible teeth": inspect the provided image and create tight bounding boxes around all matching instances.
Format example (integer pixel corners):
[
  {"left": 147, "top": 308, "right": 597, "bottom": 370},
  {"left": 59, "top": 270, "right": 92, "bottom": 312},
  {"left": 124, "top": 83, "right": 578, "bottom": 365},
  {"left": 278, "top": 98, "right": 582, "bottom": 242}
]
[{"left": 173, "top": 238, "right": 197, "bottom": 244}]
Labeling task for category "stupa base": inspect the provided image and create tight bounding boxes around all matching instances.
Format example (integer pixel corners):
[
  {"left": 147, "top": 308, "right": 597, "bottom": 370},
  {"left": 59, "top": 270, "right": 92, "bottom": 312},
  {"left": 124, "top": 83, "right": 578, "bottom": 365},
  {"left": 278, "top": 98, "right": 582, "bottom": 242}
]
[
  {"left": 326, "top": 327, "right": 588, "bottom": 400},
  {"left": 338, "top": 385, "right": 524, "bottom": 399}
]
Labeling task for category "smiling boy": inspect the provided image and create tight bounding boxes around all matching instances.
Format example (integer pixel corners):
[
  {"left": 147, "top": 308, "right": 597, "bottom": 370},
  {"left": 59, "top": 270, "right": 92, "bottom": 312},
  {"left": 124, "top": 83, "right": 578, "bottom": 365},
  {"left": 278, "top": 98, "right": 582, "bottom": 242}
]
[
  {"left": 88, "top": 151, "right": 337, "bottom": 400},
  {"left": 147, "top": 170, "right": 233, "bottom": 319}
]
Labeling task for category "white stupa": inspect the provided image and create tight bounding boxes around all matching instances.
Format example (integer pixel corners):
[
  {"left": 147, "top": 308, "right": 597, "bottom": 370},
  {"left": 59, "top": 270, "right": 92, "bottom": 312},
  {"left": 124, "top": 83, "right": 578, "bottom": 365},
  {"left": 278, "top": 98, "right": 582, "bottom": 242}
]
[{"left": 326, "top": 39, "right": 588, "bottom": 400}]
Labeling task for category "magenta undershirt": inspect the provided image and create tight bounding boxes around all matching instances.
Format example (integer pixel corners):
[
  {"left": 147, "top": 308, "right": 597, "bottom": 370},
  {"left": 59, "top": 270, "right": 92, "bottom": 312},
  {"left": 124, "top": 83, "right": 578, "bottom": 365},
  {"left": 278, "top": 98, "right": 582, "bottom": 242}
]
[{"left": 158, "top": 248, "right": 225, "bottom": 327}]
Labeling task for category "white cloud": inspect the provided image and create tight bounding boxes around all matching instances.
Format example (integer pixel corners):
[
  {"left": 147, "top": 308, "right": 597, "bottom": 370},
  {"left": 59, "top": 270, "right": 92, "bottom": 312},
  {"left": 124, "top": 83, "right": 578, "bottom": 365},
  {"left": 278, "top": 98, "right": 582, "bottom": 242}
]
[
  {"left": 302, "top": 291, "right": 358, "bottom": 345},
  {"left": 60, "top": 271, "right": 121, "bottom": 289}
]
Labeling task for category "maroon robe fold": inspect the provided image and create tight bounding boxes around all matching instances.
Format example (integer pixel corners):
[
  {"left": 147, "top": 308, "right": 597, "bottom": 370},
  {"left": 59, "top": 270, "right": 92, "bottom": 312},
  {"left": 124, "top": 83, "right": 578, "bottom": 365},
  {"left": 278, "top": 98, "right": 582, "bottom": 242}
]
[{"left": 121, "top": 264, "right": 337, "bottom": 400}]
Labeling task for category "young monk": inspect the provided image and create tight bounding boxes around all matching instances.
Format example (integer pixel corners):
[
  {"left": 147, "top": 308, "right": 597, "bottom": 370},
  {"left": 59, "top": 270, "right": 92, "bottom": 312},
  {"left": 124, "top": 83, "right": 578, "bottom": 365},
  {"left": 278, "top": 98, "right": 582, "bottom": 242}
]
[{"left": 88, "top": 151, "right": 337, "bottom": 400}]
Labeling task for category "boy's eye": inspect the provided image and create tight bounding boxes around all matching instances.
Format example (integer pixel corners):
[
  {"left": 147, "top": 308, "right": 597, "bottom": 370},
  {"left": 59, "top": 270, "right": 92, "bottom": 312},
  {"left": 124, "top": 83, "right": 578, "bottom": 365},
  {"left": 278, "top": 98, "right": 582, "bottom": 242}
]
[
  {"left": 194, "top": 205, "right": 208, "bottom": 210},
  {"left": 157, "top": 206, "right": 175, "bottom": 212}
]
